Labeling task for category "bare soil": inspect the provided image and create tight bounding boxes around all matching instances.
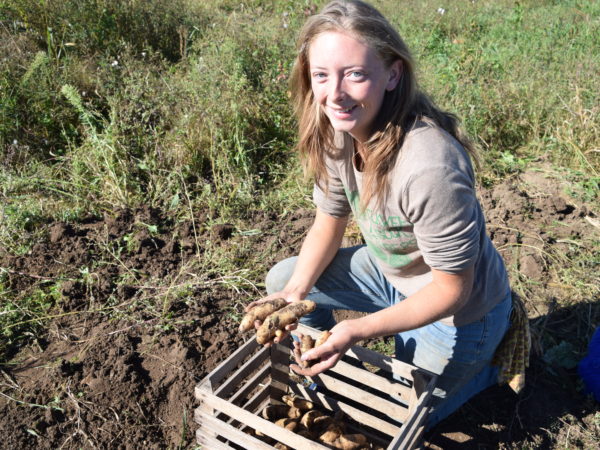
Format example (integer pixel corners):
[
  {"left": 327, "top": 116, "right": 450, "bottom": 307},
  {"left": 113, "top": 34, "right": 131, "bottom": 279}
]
[{"left": 1, "top": 165, "right": 598, "bottom": 449}]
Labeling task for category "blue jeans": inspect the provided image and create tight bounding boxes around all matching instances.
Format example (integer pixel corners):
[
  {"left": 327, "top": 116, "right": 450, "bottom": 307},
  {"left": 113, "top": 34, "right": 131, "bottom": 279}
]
[{"left": 265, "top": 245, "right": 512, "bottom": 428}]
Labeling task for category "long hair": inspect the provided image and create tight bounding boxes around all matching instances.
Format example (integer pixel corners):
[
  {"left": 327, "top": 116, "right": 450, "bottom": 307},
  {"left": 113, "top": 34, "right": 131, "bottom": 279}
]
[{"left": 289, "top": 0, "right": 478, "bottom": 211}]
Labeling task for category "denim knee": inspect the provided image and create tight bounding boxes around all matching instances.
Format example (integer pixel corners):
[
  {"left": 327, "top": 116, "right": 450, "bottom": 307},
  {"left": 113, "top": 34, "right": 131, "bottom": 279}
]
[{"left": 265, "top": 257, "right": 297, "bottom": 295}]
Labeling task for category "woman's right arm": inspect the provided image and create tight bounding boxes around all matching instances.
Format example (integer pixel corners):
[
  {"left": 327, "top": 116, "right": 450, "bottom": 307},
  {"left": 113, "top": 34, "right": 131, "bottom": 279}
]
[
  {"left": 275, "top": 208, "right": 348, "bottom": 301},
  {"left": 247, "top": 209, "right": 348, "bottom": 339}
]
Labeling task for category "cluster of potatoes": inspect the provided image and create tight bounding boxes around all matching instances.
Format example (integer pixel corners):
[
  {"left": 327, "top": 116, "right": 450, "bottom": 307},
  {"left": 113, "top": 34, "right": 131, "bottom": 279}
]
[
  {"left": 239, "top": 299, "right": 317, "bottom": 344},
  {"left": 255, "top": 394, "right": 383, "bottom": 450},
  {"left": 241, "top": 300, "right": 384, "bottom": 448}
]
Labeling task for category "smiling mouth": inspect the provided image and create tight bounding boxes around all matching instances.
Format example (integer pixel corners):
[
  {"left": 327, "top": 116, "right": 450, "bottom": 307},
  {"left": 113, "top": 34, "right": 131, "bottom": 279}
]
[{"left": 331, "top": 105, "right": 357, "bottom": 113}]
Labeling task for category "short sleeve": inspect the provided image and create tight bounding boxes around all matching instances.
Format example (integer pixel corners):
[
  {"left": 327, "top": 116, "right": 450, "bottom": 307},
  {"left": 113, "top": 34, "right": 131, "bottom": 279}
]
[
  {"left": 312, "top": 157, "right": 352, "bottom": 218},
  {"left": 402, "top": 165, "right": 479, "bottom": 273}
]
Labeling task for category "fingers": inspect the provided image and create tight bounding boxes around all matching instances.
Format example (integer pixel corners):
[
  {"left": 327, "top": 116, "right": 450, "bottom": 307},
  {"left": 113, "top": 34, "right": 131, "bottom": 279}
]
[
  {"left": 264, "top": 320, "right": 299, "bottom": 345},
  {"left": 244, "top": 294, "right": 279, "bottom": 312},
  {"left": 292, "top": 340, "right": 303, "bottom": 366},
  {"left": 290, "top": 356, "right": 336, "bottom": 376}
]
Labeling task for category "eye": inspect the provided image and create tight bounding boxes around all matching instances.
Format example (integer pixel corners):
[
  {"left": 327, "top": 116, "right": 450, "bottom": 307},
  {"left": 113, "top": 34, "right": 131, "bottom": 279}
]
[
  {"left": 311, "top": 72, "right": 327, "bottom": 80},
  {"left": 348, "top": 71, "right": 365, "bottom": 79}
]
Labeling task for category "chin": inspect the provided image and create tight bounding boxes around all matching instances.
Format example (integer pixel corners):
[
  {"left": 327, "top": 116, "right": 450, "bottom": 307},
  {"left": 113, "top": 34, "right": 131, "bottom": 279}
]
[{"left": 328, "top": 119, "right": 358, "bottom": 135}]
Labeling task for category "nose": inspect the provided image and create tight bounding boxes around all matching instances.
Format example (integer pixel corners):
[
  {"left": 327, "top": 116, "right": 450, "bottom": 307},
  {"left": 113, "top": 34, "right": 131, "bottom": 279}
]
[{"left": 329, "top": 76, "right": 345, "bottom": 102}]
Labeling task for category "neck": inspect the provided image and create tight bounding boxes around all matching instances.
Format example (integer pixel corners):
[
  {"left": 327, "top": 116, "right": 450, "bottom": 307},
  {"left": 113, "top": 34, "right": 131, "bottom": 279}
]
[{"left": 353, "top": 139, "right": 367, "bottom": 171}]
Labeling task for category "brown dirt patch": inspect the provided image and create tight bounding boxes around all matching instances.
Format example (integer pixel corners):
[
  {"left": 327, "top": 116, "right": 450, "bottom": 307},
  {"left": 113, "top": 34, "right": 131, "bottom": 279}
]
[{"left": 1, "top": 166, "right": 598, "bottom": 448}]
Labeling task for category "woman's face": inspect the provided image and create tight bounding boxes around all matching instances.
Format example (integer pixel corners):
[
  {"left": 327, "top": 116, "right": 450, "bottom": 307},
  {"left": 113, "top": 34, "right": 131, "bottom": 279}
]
[{"left": 308, "top": 31, "right": 401, "bottom": 143}]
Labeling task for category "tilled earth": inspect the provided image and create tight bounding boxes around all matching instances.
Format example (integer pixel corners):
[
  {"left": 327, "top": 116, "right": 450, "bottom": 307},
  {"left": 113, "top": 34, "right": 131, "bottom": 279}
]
[{"left": 1, "top": 166, "right": 598, "bottom": 449}]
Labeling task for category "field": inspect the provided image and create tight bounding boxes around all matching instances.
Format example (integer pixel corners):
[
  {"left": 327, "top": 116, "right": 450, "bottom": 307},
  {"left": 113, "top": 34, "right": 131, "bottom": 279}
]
[{"left": 1, "top": 0, "right": 599, "bottom": 448}]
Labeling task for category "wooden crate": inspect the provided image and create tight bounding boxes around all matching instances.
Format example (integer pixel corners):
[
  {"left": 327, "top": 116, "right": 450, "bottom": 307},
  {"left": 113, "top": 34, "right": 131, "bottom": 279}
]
[{"left": 195, "top": 323, "right": 437, "bottom": 449}]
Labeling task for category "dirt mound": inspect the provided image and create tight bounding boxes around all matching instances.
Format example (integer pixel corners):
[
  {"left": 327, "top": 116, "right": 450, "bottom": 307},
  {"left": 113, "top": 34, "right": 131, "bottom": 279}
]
[
  {"left": 0, "top": 205, "right": 314, "bottom": 448},
  {"left": 1, "top": 168, "right": 598, "bottom": 448}
]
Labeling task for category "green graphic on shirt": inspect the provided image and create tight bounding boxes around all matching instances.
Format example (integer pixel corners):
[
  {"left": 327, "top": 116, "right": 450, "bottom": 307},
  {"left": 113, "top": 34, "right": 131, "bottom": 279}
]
[{"left": 344, "top": 188, "right": 416, "bottom": 267}]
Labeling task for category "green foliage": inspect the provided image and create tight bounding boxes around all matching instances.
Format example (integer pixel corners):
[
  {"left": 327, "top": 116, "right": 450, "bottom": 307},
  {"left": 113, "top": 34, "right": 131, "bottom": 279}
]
[
  {"left": 0, "top": 0, "right": 598, "bottom": 292},
  {"left": 4, "top": 0, "right": 204, "bottom": 62},
  {"left": 393, "top": 0, "right": 600, "bottom": 178},
  {"left": 0, "top": 0, "right": 596, "bottom": 237},
  {"left": 543, "top": 340, "right": 579, "bottom": 370},
  {"left": 0, "top": 279, "right": 62, "bottom": 361},
  {"left": 0, "top": 31, "right": 82, "bottom": 161}
]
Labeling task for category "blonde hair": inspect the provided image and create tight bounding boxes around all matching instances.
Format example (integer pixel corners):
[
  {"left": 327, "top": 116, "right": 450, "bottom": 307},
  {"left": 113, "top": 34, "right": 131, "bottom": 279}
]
[{"left": 290, "top": 0, "right": 478, "bottom": 211}]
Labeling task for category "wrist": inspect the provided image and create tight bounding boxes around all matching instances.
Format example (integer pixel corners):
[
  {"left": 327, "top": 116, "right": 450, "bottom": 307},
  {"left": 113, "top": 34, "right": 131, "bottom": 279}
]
[
  {"left": 282, "top": 282, "right": 311, "bottom": 300},
  {"left": 342, "top": 317, "right": 370, "bottom": 343},
  {"left": 348, "top": 316, "right": 377, "bottom": 342}
]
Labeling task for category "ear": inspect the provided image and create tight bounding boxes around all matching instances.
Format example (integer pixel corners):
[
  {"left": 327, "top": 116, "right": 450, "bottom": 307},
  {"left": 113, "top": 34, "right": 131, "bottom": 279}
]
[{"left": 386, "top": 60, "right": 403, "bottom": 91}]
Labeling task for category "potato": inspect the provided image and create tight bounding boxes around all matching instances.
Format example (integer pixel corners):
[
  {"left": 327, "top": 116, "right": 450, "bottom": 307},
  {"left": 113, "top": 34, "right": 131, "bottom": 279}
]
[
  {"left": 256, "top": 301, "right": 316, "bottom": 344},
  {"left": 239, "top": 298, "right": 288, "bottom": 332}
]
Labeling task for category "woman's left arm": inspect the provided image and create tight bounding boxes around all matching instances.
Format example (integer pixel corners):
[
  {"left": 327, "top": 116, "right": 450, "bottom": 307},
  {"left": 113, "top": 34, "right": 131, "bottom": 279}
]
[{"left": 292, "top": 265, "right": 474, "bottom": 375}]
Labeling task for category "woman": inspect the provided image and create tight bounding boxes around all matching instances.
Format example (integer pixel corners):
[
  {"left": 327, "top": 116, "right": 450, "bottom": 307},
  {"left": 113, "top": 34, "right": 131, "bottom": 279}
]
[{"left": 249, "top": 0, "right": 512, "bottom": 427}]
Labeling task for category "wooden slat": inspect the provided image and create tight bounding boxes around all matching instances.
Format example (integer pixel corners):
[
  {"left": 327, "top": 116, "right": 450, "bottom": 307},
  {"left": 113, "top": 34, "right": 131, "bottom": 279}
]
[
  {"left": 269, "top": 339, "right": 291, "bottom": 401},
  {"left": 196, "top": 410, "right": 275, "bottom": 449},
  {"left": 403, "top": 387, "right": 432, "bottom": 449},
  {"left": 204, "top": 336, "right": 260, "bottom": 388},
  {"left": 226, "top": 380, "right": 272, "bottom": 429},
  {"left": 406, "top": 406, "right": 429, "bottom": 450},
  {"left": 388, "top": 404, "right": 429, "bottom": 450},
  {"left": 197, "top": 369, "right": 271, "bottom": 429},
  {"left": 345, "top": 345, "right": 416, "bottom": 381},
  {"left": 241, "top": 382, "right": 271, "bottom": 415},
  {"left": 228, "top": 364, "right": 271, "bottom": 406},
  {"left": 332, "top": 359, "right": 412, "bottom": 402},
  {"left": 194, "top": 401, "right": 218, "bottom": 441},
  {"left": 309, "top": 371, "right": 409, "bottom": 423},
  {"left": 215, "top": 345, "right": 269, "bottom": 399},
  {"left": 195, "top": 427, "right": 232, "bottom": 450},
  {"left": 407, "top": 368, "right": 433, "bottom": 418},
  {"left": 196, "top": 391, "right": 329, "bottom": 449},
  {"left": 294, "top": 324, "right": 418, "bottom": 381},
  {"left": 290, "top": 383, "right": 402, "bottom": 437},
  {"left": 387, "top": 382, "right": 434, "bottom": 450}
]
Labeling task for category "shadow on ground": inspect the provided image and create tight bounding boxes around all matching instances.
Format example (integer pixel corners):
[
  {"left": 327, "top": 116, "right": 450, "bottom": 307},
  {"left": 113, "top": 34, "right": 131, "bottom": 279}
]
[{"left": 424, "top": 299, "right": 599, "bottom": 449}]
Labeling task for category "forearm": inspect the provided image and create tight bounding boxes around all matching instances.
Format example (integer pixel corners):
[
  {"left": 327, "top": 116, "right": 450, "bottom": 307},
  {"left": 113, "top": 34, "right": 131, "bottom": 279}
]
[
  {"left": 351, "top": 266, "right": 474, "bottom": 341},
  {"left": 283, "top": 209, "right": 348, "bottom": 298}
]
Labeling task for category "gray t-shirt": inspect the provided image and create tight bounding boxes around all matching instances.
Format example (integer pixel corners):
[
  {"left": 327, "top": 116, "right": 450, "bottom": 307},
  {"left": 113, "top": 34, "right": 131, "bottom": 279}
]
[{"left": 313, "top": 122, "right": 510, "bottom": 326}]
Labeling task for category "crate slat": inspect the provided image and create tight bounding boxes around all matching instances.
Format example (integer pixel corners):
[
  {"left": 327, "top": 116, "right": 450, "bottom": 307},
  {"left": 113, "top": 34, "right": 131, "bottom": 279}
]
[
  {"left": 333, "top": 359, "right": 412, "bottom": 402},
  {"left": 215, "top": 344, "right": 270, "bottom": 399},
  {"left": 269, "top": 340, "right": 291, "bottom": 401},
  {"left": 406, "top": 406, "right": 429, "bottom": 450},
  {"left": 195, "top": 427, "right": 232, "bottom": 450},
  {"left": 241, "top": 381, "right": 271, "bottom": 414},
  {"left": 224, "top": 376, "right": 272, "bottom": 430},
  {"left": 229, "top": 363, "right": 270, "bottom": 406},
  {"left": 387, "top": 381, "right": 433, "bottom": 449},
  {"left": 196, "top": 410, "right": 276, "bottom": 449},
  {"left": 290, "top": 382, "right": 402, "bottom": 438},
  {"left": 345, "top": 345, "right": 417, "bottom": 381},
  {"left": 197, "top": 390, "right": 330, "bottom": 449},
  {"left": 309, "top": 371, "right": 410, "bottom": 423},
  {"left": 407, "top": 368, "right": 434, "bottom": 418},
  {"left": 205, "top": 334, "right": 260, "bottom": 388}
]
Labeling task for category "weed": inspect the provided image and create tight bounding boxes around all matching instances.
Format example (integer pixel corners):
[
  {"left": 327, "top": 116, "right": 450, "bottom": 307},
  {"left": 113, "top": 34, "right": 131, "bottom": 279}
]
[
  {"left": 366, "top": 336, "right": 396, "bottom": 357},
  {"left": 0, "top": 280, "right": 63, "bottom": 361}
]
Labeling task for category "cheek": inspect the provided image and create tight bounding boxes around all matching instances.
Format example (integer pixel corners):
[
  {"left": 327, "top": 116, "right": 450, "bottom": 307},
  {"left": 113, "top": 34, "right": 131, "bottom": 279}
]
[
  {"left": 311, "top": 84, "right": 325, "bottom": 103},
  {"left": 364, "top": 85, "right": 386, "bottom": 110}
]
